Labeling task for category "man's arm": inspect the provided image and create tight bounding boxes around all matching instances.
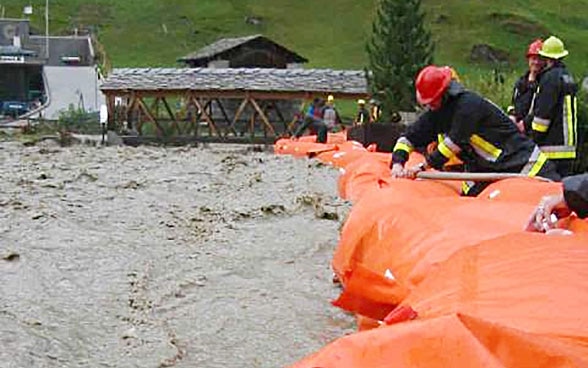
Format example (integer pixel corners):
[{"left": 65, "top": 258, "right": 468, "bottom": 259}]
[
  {"left": 391, "top": 111, "right": 437, "bottom": 168},
  {"left": 563, "top": 173, "right": 588, "bottom": 219}
]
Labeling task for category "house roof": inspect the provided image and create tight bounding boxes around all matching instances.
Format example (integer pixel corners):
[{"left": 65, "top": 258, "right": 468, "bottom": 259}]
[
  {"left": 0, "top": 45, "right": 36, "bottom": 56},
  {"left": 100, "top": 67, "right": 367, "bottom": 95},
  {"left": 178, "top": 34, "right": 307, "bottom": 64},
  {"left": 27, "top": 36, "right": 94, "bottom": 66}
]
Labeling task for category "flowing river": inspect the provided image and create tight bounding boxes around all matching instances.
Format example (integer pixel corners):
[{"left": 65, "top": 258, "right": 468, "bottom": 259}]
[{"left": 0, "top": 141, "right": 354, "bottom": 368}]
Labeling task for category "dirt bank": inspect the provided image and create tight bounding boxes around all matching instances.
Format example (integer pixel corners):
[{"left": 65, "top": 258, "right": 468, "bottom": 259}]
[{"left": 0, "top": 141, "right": 353, "bottom": 368}]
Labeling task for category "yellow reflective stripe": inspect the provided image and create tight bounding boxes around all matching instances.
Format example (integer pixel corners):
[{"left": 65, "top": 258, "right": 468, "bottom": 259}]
[
  {"left": 461, "top": 181, "right": 474, "bottom": 195},
  {"left": 565, "top": 95, "right": 574, "bottom": 146},
  {"left": 393, "top": 142, "right": 412, "bottom": 154},
  {"left": 437, "top": 141, "right": 455, "bottom": 159},
  {"left": 574, "top": 96, "right": 578, "bottom": 144},
  {"left": 527, "top": 152, "right": 547, "bottom": 177},
  {"left": 543, "top": 151, "right": 577, "bottom": 159},
  {"left": 470, "top": 134, "right": 502, "bottom": 160},
  {"left": 532, "top": 121, "right": 549, "bottom": 132},
  {"left": 437, "top": 134, "right": 444, "bottom": 143}
]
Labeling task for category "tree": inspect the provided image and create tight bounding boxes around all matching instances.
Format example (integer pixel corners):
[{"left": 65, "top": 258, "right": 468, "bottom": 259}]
[{"left": 366, "top": 0, "right": 434, "bottom": 121}]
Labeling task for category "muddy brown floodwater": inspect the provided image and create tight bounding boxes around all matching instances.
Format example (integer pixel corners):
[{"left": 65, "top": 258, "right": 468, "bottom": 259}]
[{"left": 0, "top": 141, "right": 355, "bottom": 368}]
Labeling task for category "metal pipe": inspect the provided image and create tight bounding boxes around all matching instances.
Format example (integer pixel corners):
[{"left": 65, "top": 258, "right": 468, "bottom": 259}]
[{"left": 416, "top": 171, "right": 553, "bottom": 182}]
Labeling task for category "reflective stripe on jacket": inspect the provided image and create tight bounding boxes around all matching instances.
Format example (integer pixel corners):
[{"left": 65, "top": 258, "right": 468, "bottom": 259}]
[{"left": 531, "top": 62, "right": 578, "bottom": 159}]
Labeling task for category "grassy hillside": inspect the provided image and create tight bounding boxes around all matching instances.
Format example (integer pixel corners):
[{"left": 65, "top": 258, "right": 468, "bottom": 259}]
[{"left": 4, "top": 0, "right": 587, "bottom": 78}]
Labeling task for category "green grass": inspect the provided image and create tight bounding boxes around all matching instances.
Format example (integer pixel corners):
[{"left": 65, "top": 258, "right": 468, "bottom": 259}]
[{"left": 4, "top": 0, "right": 587, "bottom": 79}]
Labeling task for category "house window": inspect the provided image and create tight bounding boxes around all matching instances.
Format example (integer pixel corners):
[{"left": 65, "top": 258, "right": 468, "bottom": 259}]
[{"left": 61, "top": 56, "right": 81, "bottom": 65}]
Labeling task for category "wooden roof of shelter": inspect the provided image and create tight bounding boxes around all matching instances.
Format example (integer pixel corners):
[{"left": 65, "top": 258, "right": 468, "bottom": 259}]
[
  {"left": 177, "top": 34, "right": 308, "bottom": 65},
  {"left": 100, "top": 67, "right": 368, "bottom": 98}
]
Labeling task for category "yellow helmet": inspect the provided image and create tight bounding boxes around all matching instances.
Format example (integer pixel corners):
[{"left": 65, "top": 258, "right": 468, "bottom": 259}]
[
  {"left": 357, "top": 99, "right": 366, "bottom": 105},
  {"left": 327, "top": 94, "right": 334, "bottom": 103},
  {"left": 538, "top": 36, "right": 569, "bottom": 59}
]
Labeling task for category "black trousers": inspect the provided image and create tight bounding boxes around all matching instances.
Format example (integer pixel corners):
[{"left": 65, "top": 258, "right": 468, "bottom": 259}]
[{"left": 294, "top": 118, "right": 328, "bottom": 143}]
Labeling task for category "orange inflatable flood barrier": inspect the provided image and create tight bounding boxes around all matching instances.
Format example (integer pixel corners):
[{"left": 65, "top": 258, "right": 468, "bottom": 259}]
[
  {"left": 274, "top": 134, "right": 588, "bottom": 366},
  {"left": 273, "top": 138, "right": 336, "bottom": 157},
  {"left": 291, "top": 232, "right": 588, "bottom": 368},
  {"left": 332, "top": 196, "right": 545, "bottom": 320}
]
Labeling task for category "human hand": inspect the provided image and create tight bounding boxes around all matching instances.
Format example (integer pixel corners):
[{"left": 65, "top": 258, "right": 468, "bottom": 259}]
[
  {"left": 404, "top": 163, "right": 426, "bottom": 179},
  {"left": 391, "top": 163, "right": 405, "bottom": 178},
  {"left": 525, "top": 193, "right": 571, "bottom": 232}
]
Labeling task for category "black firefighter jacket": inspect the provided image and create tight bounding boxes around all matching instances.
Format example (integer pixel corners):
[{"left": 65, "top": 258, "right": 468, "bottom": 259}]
[
  {"left": 511, "top": 71, "right": 540, "bottom": 131},
  {"left": 392, "top": 82, "right": 550, "bottom": 177},
  {"left": 531, "top": 61, "right": 578, "bottom": 160}
]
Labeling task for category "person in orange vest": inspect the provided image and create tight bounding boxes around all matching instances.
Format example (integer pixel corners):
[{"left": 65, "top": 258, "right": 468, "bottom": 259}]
[
  {"left": 508, "top": 39, "right": 545, "bottom": 133},
  {"left": 354, "top": 99, "right": 370, "bottom": 126},
  {"left": 526, "top": 173, "right": 588, "bottom": 232},
  {"left": 391, "top": 65, "right": 560, "bottom": 196},
  {"left": 530, "top": 36, "right": 578, "bottom": 177}
]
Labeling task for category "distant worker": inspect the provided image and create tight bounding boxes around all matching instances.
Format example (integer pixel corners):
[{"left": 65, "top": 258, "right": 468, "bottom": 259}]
[
  {"left": 322, "top": 94, "right": 342, "bottom": 133},
  {"left": 354, "top": 99, "right": 370, "bottom": 126},
  {"left": 292, "top": 98, "right": 329, "bottom": 143},
  {"left": 526, "top": 173, "right": 588, "bottom": 232},
  {"left": 369, "top": 99, "right": 382, "bottom": 123},
  {"left": 509, "top": 39, "right": 545, "bottom": 133},
  {"left": 531, "top": 35, "right": 578, "bottom": 177},
  {"left": 391, "top": 65, "right": 560, "bottom": 196}
]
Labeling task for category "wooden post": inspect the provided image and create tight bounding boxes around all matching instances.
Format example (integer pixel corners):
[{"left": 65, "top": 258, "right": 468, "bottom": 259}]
[
  {"left": 249, "top": 97, "right": 276, "bottom": 136},
  {"left": 213, "top": 98, "right": 237, "bottom": 137},
  {"left": 189, "top": 95, "right": 218, "bottom": 137},
  {"left": 249, "top": 109, "right": 257, "bottom": 139},
  {"left": 229, "top": 98, "right": 249, "bottom": 137},
  {"left": 137, "top": 97, "right": 164, "bottom": 136},
  {"left": 161, "top": 96, "right": 181, "bottom": 135},
  {"left": 106, "top": 93, "right": 115, "bottom": 131},
  {"left": 270, "top": 100, "right": 287, "bottom": 134}
]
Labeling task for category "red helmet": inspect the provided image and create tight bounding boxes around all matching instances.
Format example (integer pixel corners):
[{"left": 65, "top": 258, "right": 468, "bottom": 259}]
[
  {"left": 526, "top": 39, "right": 543, "bottom": 57},
  {"left": 415, "top": 65, "right": 452, "bottom": 106}
]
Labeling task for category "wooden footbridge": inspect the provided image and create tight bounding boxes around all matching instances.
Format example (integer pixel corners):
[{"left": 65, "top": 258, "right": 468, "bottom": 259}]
[{"left": 100, "top": 67, "right": 369, "bottom": 144}]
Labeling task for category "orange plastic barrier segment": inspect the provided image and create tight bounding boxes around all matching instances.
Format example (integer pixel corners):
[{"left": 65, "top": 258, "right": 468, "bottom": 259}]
[
  {"left": 403, "top": 232, "right": 588, "bottom": 341},
  {"left": 331, "top": 262, "right": 408, "bottom": 320},
  {"left": 355, "top": 314, "right": 381, "bottom": 332},
  {"left": 479, "top": 177, "right": 563, "bottom": 204},
  {"left": 290, "top": 313, "right": 588, "bottom": 368},
  {"left": 337, "top": 152, "right": 434, "bottom": 202},
  {"left": 291, "top": 234, "right": 588, "bottom": 368},
  {"left": 315, "top": 149, "right": 368, "bottom": 168},
  {"left": 332, "top": 182, "right": 461, "bottom": 282},
  {"left": 332, "top": 198, "right": 545, "bottom": 319},
  {"left": 337, "top": 157, "right": 391, "bottom": 201},
  {"left": 561, "top": 215, "right": 588, "bottom": 234},
  {"left": 297, "top": 131, "right": 347, "bottom": 144},
  {"left": 273, "top": 138, "right": 336, "bottom": 157}
]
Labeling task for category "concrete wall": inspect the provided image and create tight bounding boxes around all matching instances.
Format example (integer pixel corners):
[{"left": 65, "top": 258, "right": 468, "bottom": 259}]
[{"left": 43, "top": 66, "right": 104, "bottom": 120}]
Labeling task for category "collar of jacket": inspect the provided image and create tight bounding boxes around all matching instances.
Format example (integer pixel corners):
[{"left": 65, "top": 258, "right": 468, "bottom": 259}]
[{"left": 446, "top": 80, "right": 466, "bottom": 98}]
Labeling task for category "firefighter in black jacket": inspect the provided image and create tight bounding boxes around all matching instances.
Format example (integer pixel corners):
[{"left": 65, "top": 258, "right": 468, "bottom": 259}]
[
  {"left": 391, "top": 65, "right": 560, "bottom": 196},
  {"left": 509, "top": 39, "right": 544, "bottom": 133},
  {"left": 526, "top": 173, "right": 588, "bottom": 232},
  {"left": 531, "top": 36, "right": 578, "bottom": 177}
]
